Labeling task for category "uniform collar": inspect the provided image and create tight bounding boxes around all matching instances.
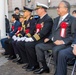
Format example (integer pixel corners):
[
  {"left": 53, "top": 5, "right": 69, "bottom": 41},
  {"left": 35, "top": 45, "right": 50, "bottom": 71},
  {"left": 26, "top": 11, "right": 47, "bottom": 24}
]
[
  {"left": 40, "top": 13, "right": 47, "bottom": 19},
  {"left": 13, "top": 20, "right": 16, "bottom": 23}
]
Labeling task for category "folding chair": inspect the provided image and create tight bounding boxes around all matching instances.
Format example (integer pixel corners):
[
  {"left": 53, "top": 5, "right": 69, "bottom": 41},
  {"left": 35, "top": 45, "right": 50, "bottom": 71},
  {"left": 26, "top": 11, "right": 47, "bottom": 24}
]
[
  {"left": 46, "top": 50, "right": 53, "bottom": 67},
  {"left": 47, "top": 50, "right": 76, "bottom": 75},
  {"left": 71, "top": 58, "right": 76, "bottom": 75}
]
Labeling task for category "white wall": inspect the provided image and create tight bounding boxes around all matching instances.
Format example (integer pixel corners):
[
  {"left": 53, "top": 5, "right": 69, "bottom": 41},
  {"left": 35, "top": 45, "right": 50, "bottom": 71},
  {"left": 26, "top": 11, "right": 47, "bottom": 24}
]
[
  {"left": 0, "top": 0, "right": 6, "bottom": 38},
  {"left": 12, "top": 0, "right": 22, "bottom": 10}
]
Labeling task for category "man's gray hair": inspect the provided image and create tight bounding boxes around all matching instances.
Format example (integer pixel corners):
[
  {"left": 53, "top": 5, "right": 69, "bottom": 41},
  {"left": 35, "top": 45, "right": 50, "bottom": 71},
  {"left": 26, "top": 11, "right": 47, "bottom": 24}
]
[{"left": 61, "top": 0, "right": 70, "bottom": 12}]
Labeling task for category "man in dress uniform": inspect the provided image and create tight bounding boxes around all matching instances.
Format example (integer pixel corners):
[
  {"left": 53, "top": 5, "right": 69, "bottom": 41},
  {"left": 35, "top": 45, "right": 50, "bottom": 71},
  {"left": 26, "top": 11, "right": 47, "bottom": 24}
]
[
  {"left": 12, "top": 6, "right": 36, "bottom": 64},
  {"left": 16, "top": 2, "right": 53, "bottom": 71},
  {"left": 34, "top": 1, "right": 76, "bottom": 74}
]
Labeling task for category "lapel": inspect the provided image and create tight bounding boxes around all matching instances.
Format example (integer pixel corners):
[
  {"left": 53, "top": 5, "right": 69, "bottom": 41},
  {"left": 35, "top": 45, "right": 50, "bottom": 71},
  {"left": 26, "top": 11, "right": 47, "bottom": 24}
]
[
  {"left": 13, "top": 21, "right": 16, "bottom": 26},
  {"left": 56, "top": 14, "right": 70, "bottom": 30},
  {"left": 38, "top": 14, "right": 48, "bottom": 23},
  {"left": 54, "top": 17, "right": 60, "bottom": 31},
  {"left": 25, "top": 17, "right": 31, "bottom": 27}
]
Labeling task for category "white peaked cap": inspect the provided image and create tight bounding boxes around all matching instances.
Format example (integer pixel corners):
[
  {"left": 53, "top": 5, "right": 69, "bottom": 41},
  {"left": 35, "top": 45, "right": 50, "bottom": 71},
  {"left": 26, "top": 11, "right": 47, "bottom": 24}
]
[{"left": 36, "top": 2, "right": 49, "bottom": 9}]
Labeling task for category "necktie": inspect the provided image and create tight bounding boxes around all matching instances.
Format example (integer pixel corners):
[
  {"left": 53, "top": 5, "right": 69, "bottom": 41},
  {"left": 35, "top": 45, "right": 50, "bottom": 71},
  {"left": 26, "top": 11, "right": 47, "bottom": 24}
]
[
  {"left": 57, "top": 17, "right": 63, "bottom": 29},
  {"left": 59, "top": 17, "right": 63, "bottom": 24}
]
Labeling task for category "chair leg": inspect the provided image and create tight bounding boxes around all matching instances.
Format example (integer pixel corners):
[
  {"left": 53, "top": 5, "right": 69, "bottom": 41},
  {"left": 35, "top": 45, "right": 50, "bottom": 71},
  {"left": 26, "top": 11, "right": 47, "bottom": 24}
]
[
  {"left": 71, "top": 60, "right": 76, "bottom": 75},
  {"left": 47, "top": 55, "right": 52, "bottom": 67}
]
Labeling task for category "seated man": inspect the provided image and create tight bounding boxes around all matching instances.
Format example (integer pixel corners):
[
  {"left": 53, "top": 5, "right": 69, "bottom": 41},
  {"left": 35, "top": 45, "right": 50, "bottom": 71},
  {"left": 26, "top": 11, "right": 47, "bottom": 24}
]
[
  {"left": 35, "top": 1, "right": 76, "bottom": 74},
  {"left": 12, "top": 6, "right": 36, "bottom": 64},
  {"left": 55, "top": 32, "right": 76, "bottom": 75},
  {"left": 1, "top": 14, "right": 21, "bottom": 56},
  {"left": 16, "top": 2, "right": 53, "bottom": 71},
  {"left": 5, "top": 15, "right": 24, "bottom": 60}
]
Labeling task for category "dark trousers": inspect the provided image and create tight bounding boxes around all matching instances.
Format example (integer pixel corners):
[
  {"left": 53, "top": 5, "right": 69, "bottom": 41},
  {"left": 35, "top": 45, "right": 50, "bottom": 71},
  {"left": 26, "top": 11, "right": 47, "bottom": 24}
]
[
  {"left": 35, "top": 43, "right": 55, "bottom": 68},
  {"left": 16, "top": 41, "right": 28, "bottom": 63},
  {"left": 24, "top": 42, "right": 39, "bottom": 67},
  {"left": 4, "top": 39, "right": 15, "bottom": 56},
  {"left": 35, "top": 43, "right": 54, "bottom": 62},
  {"left": 12, "top": 41, "right": 21, "bottom": 58},
  {"left": 52, "top": 44, "right": 66, "bottom": 66},
  {"left": 55, "top": 47, "right": 75, "bottom": 75},
  {"left": 35, "top": 42, "right": 66, "bottom": 68}
]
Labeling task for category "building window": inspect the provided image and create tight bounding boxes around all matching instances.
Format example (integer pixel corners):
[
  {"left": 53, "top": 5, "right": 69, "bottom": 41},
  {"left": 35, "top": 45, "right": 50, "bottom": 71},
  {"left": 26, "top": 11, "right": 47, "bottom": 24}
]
[
  {"left": 48, "top": 0, "right": 51, "bottom": 7},
  {"left": 27, "top": 0, "right": 31, "bottom": 3},
  {"left": 25, "top": 0, "right": 31, "bottom": 6}
]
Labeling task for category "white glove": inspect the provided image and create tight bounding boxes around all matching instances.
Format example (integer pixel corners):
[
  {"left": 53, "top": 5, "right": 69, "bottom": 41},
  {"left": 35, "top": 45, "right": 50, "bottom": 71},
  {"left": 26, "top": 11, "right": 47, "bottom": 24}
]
[
  {"left": 20, "top": 37, "right": 27, "bottom": 41},
  {"left": 17, "top": 37, "right": 21, "bottom": 41},
  {"left": 12, "top": 35, "right": 17, "bottom": 41},
  {"left": 12, "top": 35, "right": 16, "bottom": 39},
  {"left": 25, "top": 37, "right": 34, "bottom": 42}
]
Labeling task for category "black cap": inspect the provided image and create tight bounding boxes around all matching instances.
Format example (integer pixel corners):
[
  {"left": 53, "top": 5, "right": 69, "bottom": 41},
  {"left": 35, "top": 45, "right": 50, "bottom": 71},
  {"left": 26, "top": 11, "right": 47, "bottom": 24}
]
[
  {"left": 23, "top": 6, "right": 33, "bottom": 12},
  {"left": 14, "top": 7, "right": 20, "bottom": 10}
]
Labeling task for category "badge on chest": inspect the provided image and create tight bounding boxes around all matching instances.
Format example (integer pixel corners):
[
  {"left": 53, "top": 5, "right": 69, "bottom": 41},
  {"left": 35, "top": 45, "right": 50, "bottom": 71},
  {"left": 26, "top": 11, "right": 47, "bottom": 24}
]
[
  {"left": 60, "top": 22, "right": 68, "bottom": 38},
  {"left": 36, "top": 22, "right": 44, "bottom": 33}
]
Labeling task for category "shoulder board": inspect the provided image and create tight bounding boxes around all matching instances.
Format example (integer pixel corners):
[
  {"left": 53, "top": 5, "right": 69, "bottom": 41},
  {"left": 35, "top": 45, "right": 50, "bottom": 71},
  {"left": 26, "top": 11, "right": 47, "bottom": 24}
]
[
  {"left": 24, "top": 18, "right": 26, "bottom": 21},
  {"left": 30, "top": 17, "right": 33, "bottom": 20}
]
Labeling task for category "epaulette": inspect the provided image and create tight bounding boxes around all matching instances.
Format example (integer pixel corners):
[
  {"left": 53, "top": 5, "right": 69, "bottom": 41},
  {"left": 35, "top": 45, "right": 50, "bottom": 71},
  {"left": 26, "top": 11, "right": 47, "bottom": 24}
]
[
  {"left": 24, "top": 18, "right": 26, "bottom": 21},
  {"left": 22, "top": 21, "right": 24, "bottom": 25},
  {"left": 30, "top": 17, "right": 33, "bottom": 20},
  {"left": 17, "top": 34, "right": 23, "bottom": 37},
  {"left": 26, "top": 33, "right": 31, "bottom": 37}
]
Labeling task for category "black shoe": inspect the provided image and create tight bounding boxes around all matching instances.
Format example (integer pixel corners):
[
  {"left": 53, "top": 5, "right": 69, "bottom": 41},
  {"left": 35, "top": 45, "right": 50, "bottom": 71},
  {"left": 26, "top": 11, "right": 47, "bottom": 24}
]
[
  {"left": 26, "top": 65, "right": 39, "bottom": 72},
  {"left": 22, "top": 64, "right": 29, "bottom": 69},
  {"left": 1, "top": 52, "right": 8, "bottom": 55},
  {"left": 5, "top": 55, "right": 10, "bottom": 58},
  {"left": 12, "top": 58, "right": 20, "bottom": 63},
  {"left": 33, "top": 67, "right": 50, "bottom": 74},
  {"left": 17, "top": 60, "right": 24, "bottom": 65},
  {"left": 7, "top": 56, "right": 16, "bottom": 60}
]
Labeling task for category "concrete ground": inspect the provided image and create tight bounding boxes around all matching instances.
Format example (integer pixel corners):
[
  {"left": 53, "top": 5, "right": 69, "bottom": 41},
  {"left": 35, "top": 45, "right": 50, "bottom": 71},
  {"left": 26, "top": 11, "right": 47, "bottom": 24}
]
[{"left": 0, "top": 46, "right": 76, "bottom": 75}]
